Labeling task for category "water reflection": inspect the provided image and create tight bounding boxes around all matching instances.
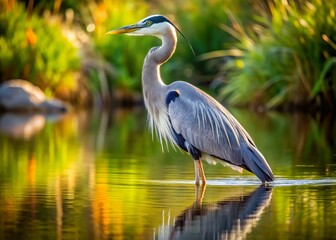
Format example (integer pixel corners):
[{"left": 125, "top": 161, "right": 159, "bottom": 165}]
[
  {"left": 156, "top": 186, "right": 272, "bottom": 240},
  {"left": 0, "top": 112, "right": 65, "bottom": 139},
  {"left": 0, "top": 108, "right": 335, "bottom": 239}
]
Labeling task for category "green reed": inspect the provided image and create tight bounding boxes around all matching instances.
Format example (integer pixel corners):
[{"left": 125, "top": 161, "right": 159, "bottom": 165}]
[{"left": 204, "top": 0, "right": 336, "bottom": 110}]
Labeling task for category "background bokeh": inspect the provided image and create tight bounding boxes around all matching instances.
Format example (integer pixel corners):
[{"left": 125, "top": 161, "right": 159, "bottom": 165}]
[{"left": 1, "top": 0, "right": 335, "bottom": 110}]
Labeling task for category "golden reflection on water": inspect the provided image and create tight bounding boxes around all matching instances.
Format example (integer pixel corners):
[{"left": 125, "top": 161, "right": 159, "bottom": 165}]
[{"left": 0, "top": 108, "right": 335, "bottom": 239}]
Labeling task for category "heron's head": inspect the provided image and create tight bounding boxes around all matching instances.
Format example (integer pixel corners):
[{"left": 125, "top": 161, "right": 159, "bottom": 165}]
[
  {"left": 106, "top": 15, "right": 176, "bottom": 37},
  {"left": 107, "top": 15, "right": 195, "bottom": 54}
]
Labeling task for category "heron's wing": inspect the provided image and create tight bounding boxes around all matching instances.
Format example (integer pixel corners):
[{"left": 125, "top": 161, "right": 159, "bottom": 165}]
[
  {"left": 167, "top": 85, "right": 248, "bottom": 165},
  {"left": 167, "top": 83, "right": 275, "bottom": 182}
]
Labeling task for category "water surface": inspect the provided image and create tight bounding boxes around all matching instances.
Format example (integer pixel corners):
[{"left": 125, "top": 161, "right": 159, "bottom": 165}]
[{"left": 0, "top": 108, "right": 335, "bottom": 239}]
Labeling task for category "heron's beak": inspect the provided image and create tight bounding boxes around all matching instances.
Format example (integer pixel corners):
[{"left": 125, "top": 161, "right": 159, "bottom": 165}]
[{"left": 106, "top": 23, "right": 143, "bottom": 35}]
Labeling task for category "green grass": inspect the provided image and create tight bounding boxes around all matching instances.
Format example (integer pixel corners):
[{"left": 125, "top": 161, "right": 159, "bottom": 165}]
[{"left": 203, "top": 0, "right": 336, "bottom": 110}]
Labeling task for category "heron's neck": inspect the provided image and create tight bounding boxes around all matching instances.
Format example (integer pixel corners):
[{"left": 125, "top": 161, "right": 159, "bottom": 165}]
[{"left": 142, "top": 29, "right": 177, "bottom": 107}]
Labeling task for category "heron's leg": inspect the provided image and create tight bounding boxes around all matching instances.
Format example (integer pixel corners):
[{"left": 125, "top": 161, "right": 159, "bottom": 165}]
[
  {"left": 195, "top": 184, "right": 206, "bottom": 203},
  {"left": 194, "top": 160, "right": 200, "bottom": 185},
  {"left": 198, "top": 160, "right": 207, "bottom": 185},
  {"left": 194, "top": 160, "right": 207, "bottom": 186}
]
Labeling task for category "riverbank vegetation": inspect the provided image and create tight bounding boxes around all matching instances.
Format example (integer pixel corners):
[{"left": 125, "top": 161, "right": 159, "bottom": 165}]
[
  {"left": 0, "top": 0, "right": 335, "bottom": 111},
  {"left": 202, "top": 0, "right": 336, "bottom": 111}
]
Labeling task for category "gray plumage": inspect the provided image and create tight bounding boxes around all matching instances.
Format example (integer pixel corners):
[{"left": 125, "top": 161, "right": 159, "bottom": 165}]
[
  {"left": 107, "top": 15, "right": 275, "bottom": 184},
  {"left": 166, "top": 82, "right": 274, "bottom": 182}
]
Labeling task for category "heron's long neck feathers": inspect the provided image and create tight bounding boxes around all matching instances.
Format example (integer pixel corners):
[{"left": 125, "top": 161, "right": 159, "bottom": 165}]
[{"left": 141, "top": 26, "right": 177, "bottom": 150}]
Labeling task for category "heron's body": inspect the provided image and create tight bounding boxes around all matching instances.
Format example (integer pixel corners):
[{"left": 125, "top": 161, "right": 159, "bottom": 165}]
[{"left": 107, "top": 15, "right": 275, "bottom": 184}]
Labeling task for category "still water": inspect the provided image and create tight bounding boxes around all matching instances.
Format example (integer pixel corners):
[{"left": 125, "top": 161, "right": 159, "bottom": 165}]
[{"left": 0, "top": 107, "right": 335, "bottom": 239}]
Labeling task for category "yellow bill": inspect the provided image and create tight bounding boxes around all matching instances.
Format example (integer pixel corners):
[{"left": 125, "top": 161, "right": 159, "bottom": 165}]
[{"left": 106, "top": 24, "right": 140, "bottom": 35}]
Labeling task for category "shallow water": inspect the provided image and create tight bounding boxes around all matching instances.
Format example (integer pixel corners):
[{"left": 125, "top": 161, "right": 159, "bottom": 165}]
[{"left": 0, "top": 108, "right": 335, "bottom": 239}]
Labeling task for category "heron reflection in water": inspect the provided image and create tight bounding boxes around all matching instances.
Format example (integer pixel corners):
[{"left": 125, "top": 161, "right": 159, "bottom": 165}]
[
  {"left": 156, "top": 186, "right": 273, "bottom": 240},
  {"left": 107, "top": 15, "right": 275, "bottom": 185}
]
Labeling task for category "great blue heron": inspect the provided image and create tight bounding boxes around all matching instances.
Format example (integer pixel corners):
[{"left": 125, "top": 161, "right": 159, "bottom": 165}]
[{"left": 107, "top": 15, "right": 275, "bottom": 185}]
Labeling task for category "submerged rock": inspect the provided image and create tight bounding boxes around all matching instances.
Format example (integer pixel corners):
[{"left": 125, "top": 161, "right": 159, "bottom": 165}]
[{"left": 0, "top": 80, "right": 68, "bottom": 112}]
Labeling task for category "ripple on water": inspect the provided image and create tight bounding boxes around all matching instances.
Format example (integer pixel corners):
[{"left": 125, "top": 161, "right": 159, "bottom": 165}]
[{"left": 143, "top": 178, "right": 336, "bottom": 186}]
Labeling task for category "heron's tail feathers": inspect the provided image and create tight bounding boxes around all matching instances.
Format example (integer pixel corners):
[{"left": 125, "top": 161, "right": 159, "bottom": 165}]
[{"left": 241, "top": 144, "right": 275, "bottom": 183}]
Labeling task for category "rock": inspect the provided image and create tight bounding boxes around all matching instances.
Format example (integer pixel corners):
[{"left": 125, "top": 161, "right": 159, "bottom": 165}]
[{"left": 0, "top": 80, "right": 68, "bottom": 112}]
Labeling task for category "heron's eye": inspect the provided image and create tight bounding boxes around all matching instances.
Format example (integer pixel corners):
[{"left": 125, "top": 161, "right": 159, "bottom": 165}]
[{"left": 146, "top": 20, "right": 152, "bottom": 26}]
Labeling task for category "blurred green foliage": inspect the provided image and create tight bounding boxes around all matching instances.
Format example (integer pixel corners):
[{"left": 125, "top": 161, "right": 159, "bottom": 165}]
[
  {"left": 0, "top": 0, "right": 335, "bottom": 110},
  {"left": 89, "top": 0, "right": 154, "bottom": 92},
  {"left": 0, "top": 3, "right": 80, "bottom": 97},
  {"left": 88, "top": 0, "right": 254, "bottom": 95},
  {"left": 204, "top": 0, "right": 336, "bottom": 110},
  {"left": 162, "top": 0, "right": 259, "bottom": 84}
]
